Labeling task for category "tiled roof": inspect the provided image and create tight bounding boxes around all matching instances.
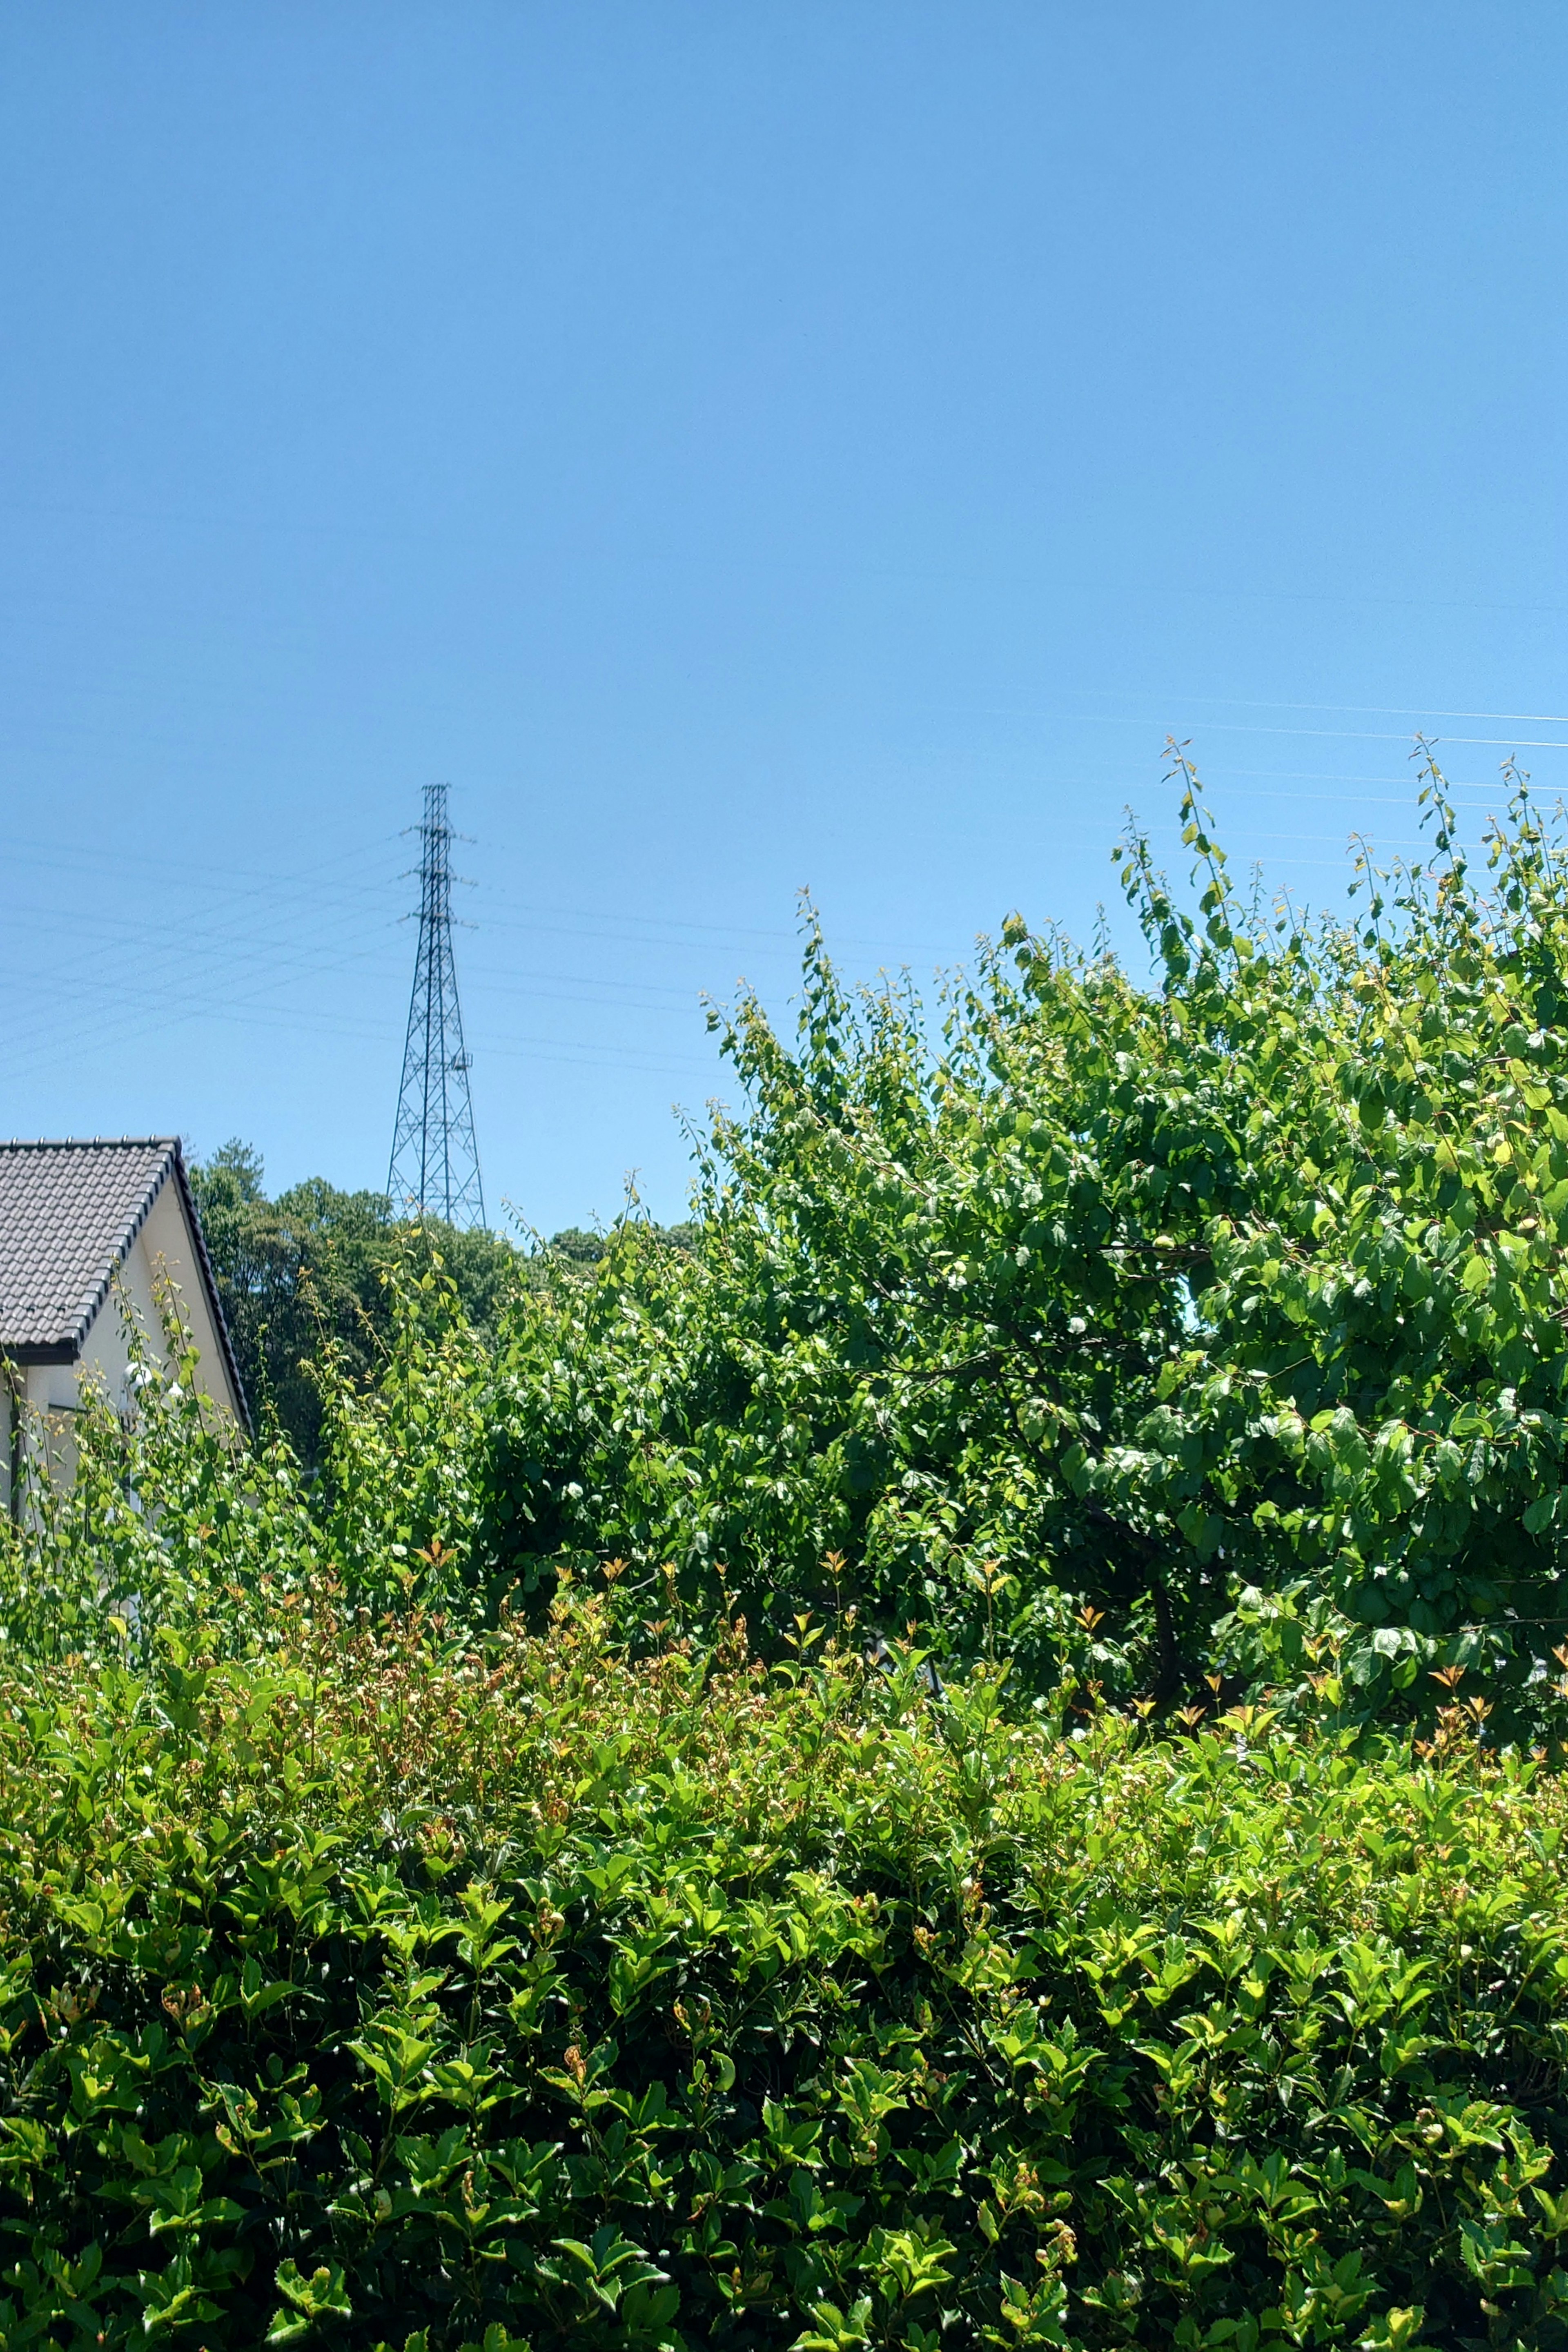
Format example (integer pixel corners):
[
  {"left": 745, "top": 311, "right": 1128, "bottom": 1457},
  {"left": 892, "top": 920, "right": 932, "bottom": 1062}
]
[
  {"left": 0, "top": 1137, "right": 182, "bottom": 1354},
  {"left": 0, "top": 1138, "right": 248, "bottom": 1425},
  {"left": 0, "top": 1130, "right": 223, "bottom": 1369}
]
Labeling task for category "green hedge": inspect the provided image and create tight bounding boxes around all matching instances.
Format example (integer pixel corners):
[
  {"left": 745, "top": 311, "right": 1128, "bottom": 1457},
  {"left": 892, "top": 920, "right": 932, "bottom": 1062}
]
[{"left": 4, "top": 1586, "right": 1568, "bottom": 2350}]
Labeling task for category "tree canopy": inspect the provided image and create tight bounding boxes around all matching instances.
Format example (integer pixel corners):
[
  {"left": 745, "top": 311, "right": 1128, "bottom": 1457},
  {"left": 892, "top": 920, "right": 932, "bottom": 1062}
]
[
  {"left": 466, "top": 757, "right": 1568, "bottom": 1735},
  {"left": 172, "top": 760, "right": 1568, "bottom": 1736},
  {"left": 189, "top": 1145, "right": 521, "bottom": 1466}
]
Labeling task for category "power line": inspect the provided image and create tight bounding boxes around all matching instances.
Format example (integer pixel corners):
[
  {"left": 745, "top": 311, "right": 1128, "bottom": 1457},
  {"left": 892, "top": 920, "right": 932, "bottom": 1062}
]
[
  {"left": 941, "top": 710, "right": 1568, "bottom": 751},
  {"left": 0, "top": 753, "right": 1549, "bottom": 1111},
  {"left": 922, "top": 692, "right": 1568, "bottom": 728}
]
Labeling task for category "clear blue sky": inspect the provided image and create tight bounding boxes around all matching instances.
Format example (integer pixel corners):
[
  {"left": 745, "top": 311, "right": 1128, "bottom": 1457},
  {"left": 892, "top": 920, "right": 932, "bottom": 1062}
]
[{"left": 1, "top": 4, "right": 1565, "bottom": 1232}]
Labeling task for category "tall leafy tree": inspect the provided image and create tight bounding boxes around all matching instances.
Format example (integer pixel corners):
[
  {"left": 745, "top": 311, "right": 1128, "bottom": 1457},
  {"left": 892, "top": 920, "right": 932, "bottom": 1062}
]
[{"left": 477, "top": 759, "right": 1568, "bottom": 1729}]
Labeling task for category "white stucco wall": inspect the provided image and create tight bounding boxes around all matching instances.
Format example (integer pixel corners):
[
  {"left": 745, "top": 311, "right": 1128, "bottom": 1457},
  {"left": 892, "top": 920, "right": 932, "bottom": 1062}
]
[{"left": 78, "top": 1178, "right": 241, "bottom": 1421}]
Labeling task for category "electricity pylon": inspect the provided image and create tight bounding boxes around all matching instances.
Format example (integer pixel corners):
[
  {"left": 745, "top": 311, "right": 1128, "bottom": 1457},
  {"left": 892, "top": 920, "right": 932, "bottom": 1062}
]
[{"left": 387, "top": 783, "right": 486, "bottom": 1227}]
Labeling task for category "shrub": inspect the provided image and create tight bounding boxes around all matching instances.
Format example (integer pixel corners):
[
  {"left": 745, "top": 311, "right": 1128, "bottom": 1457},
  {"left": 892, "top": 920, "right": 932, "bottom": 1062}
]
[{"left": 4, "top": 1576, "right": 1568, "bottom": 2351}]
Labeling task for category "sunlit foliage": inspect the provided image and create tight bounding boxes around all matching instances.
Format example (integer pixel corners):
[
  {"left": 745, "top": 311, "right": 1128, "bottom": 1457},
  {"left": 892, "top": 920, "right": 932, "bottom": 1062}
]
[
  {"left": 7, "top": 761, "right": 1568, "bottom": 2343},
  {"left": 479, "top": 757, "right": 1568, "bottom": 1735}
]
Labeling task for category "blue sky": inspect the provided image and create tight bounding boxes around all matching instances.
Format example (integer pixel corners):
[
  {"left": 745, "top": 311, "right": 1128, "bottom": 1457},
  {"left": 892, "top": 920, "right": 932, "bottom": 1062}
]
[{"left": 1, "top": 3, "right": 1565, "bottom": 1232}]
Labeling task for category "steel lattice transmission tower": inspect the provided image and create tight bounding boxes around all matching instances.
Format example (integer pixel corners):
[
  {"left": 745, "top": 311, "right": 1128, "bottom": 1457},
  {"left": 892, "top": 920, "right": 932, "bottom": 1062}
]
[{"left": 387, "top": 784, "right": 486, "bottom": 1227}]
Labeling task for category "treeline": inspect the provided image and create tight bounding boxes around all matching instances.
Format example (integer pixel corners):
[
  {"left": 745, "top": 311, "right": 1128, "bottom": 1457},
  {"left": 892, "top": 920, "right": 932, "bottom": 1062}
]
[
  {"left": 188, "top": 1143, "right": 690, "bottom": 1467},
  {"left": 188, "top": 1146, "right": 519, "bottom": 1463}
]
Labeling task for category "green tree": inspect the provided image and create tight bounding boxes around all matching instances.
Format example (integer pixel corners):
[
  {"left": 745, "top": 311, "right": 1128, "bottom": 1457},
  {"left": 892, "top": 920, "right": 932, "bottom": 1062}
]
[
  {"left": 191, "top": 1143, "right": 521, "bottom": 1466},
  {"left": 475, "top": 757, "right": 1568, "bottom": 1733}
]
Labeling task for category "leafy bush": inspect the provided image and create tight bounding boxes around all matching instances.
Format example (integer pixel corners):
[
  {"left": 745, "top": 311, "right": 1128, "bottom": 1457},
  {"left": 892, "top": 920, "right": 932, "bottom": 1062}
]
[
  {"left": 5, "top": 1559, "right": 1568, "bottom": 2351},
  {"left": 1, "top": 1287, "right": 1568, "bottom": 2346}
]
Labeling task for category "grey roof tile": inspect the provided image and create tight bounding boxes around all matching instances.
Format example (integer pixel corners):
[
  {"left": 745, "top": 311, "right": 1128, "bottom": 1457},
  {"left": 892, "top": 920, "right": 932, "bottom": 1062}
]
[{"left": 0, "top": 1137, "right": 178, "bottom": 1351}]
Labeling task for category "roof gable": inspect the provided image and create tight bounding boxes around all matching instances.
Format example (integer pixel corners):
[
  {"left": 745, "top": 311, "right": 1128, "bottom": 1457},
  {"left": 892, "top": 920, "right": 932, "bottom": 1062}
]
[
  {"left": 0, "top": 1138, "right": 179, "bottom": 1354},
  {"left": 0, "top": 1145, "right": 247, "bottom": 1430}
]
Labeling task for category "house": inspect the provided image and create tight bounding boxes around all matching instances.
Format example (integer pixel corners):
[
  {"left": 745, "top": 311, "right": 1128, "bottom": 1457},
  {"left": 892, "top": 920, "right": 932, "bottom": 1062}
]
[{"left": 0, "top": 1138, "right": 248, "bottom": 1501}]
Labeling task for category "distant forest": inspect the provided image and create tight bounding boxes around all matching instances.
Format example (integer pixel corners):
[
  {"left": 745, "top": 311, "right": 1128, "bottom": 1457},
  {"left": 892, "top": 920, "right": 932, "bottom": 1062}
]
[{"left": 189, "top": 1142, "right": 690, "bottom": 1465}]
